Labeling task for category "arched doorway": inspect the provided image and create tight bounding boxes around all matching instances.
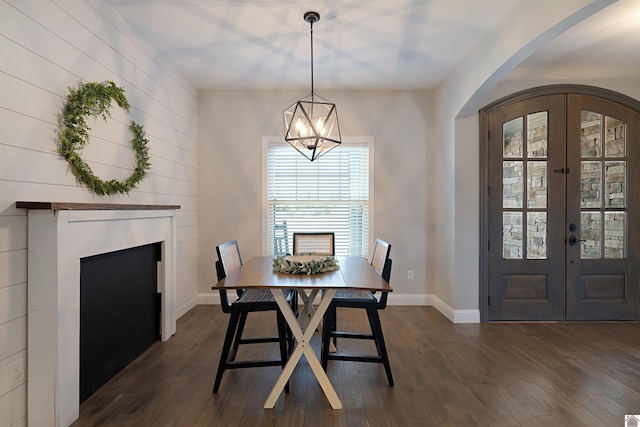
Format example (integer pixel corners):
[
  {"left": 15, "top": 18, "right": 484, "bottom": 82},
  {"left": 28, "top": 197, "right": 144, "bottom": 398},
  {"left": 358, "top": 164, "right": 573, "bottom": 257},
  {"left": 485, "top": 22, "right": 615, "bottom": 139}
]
[{"left": 480, "top": 85, "right": 640, "bottom": 321}]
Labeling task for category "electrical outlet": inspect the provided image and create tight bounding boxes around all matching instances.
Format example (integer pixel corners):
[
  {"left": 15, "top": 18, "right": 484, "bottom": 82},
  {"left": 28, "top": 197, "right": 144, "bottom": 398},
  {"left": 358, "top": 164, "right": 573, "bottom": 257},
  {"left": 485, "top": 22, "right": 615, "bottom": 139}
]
[
  {"left": 9, "top": 359, "right": 24, "bottom": 384},
  {"left": 408, "top": 270, "right": 414, "bottom": 280}
]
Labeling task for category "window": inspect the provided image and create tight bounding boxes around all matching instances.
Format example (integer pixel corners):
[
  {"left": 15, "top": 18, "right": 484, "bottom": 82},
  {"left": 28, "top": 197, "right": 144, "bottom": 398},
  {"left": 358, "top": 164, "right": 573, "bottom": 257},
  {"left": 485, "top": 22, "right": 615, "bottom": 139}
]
[{"left": 263, "top": 137, "right": 372, "bottom": 256}]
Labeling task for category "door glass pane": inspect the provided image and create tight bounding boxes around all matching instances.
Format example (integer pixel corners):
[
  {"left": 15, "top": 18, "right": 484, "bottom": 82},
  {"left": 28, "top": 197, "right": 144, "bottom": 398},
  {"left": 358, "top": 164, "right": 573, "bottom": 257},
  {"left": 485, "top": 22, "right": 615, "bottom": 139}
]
[
  {"left": 581, "top": 111, "right": 602, "bottom": 157},
  {"left": 503, "top": 212, "right": 522, "bottom": 259},
  {"left": 581, "top": 161, "right": 601, "bottom": 208},
  {"left": 527, "top": 212, "right": 547, "bottom": 259},
  {"left": 527, "top": 161, "right": 547, "bottom": 208},
  {"left": 605, "top": 116, "right": 626, "bottom": 157},
  {"left": 604, "top": 161, "right": 625, "bottom": 208},
  {"left": 581, "top": 212, "right": 601, "bottom": 259},
  {"left": 503, "top": 161, "right": 523, "bottom": 208},
  {"left": 604, "top": 212, "right": 625, "bottom": 259},
  {"left": 527, "top": 112, "right": 548, "bottom": 158},
  {"left": 503, "top": 117, "right": 523, "bottom": 158}
]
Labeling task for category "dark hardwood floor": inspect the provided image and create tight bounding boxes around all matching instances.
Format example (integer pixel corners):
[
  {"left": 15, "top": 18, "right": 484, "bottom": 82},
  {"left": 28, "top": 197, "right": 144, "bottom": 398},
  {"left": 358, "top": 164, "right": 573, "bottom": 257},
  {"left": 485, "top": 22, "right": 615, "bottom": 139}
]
[{"left": 72, "top": 305, "right": 640, "bottom": 426}]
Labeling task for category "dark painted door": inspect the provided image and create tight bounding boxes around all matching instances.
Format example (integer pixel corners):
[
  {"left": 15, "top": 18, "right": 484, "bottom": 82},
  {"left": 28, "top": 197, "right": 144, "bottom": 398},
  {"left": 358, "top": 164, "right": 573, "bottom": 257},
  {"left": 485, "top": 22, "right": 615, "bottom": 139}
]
[
  {"left": 565, "top": 94, "right": 640, "bottom": 320},
  {"left": 486, "top": 93, "right": 639, "bottom": 321},
  {"left": 487, "top": 94, "right": 566, "bottom": 320}
]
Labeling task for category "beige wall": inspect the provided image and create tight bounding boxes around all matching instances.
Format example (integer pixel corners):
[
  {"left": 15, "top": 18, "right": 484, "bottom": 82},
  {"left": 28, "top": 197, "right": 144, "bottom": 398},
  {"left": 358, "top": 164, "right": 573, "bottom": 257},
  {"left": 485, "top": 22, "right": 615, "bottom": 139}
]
[
  {"left": 198, "top": 90, "right": 432, "bottom": 302},
  {"left": 0, "top": 1, "right": 198, "bottom": 424},
  {"left": 432, "top": 0, "right": 614, "bottom": 320}
]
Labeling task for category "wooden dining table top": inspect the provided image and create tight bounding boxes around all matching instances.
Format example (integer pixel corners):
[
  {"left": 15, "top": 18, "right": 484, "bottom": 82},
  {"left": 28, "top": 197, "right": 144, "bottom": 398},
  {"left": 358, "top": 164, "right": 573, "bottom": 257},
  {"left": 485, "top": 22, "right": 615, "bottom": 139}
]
[{"left": 213, "top": 256, "right": 393, "bottom": 292}]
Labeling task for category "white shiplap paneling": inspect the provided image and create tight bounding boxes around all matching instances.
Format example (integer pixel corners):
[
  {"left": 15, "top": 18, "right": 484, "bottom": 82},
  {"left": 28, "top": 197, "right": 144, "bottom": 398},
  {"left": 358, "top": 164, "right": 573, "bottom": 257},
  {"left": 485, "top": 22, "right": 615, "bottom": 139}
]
[
  {"left": 0, "top": 1, "right": 199, "bottom": 424},
  {"left": 0, "top": 383, "right": 26, "bottom": 427},
  {"left": 0, "top": 250, "right": 27, "bottom": 290}
]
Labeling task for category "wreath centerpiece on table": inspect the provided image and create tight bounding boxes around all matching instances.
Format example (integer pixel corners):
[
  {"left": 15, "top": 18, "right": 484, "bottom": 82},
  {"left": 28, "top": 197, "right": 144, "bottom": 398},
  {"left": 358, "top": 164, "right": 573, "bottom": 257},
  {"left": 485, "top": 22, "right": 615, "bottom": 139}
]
[
  {"left": 273, "top": 255, "right": 339, "bottom": 275},
  {"left": 57, "top": 80, "right": 151, "bottom": 196}
]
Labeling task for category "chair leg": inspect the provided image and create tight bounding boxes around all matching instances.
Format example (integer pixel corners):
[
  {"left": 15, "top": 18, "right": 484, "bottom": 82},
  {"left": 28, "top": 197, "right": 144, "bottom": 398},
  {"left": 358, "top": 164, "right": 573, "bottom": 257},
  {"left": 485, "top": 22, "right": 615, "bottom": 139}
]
[
  {"left": 213, "top": 311, "right": 241, "bottom": 393},
  {"left": 330, "top": 307, "right": 337, "bottom": 348},
  {"left": 321, "top": 305, "right": 335, "bottom": 370},
  {"left": 291, "top": 290, "right": 299, "bottom": 317},
  {"left": 229, "top": 312, "right": 248, "bottom": 362},
  {"left": 275, "top": 311, "right": 290, "bottom": 393},
  {"left": 366, "top": 307, "right": 394, "bottom": 386}
]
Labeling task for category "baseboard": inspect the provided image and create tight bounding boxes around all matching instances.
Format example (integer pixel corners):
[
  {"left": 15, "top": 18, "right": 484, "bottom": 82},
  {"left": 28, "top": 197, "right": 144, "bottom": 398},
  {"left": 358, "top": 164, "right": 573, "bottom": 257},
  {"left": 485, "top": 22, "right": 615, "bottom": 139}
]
[
  {"left": 195, "top": 292, "right": 480, "bottom": 323},
  {"left": 198, "top": 292, "right": 220, "bottom": 305},
  {"left": 429, "top": 294, "right": 480, "bottom": 323},
  {"left": 386, "top": 293, "right": 432, "bottom": 306},
  {"left": 176, "top": 296, "right": 198, "bottom": 319}
]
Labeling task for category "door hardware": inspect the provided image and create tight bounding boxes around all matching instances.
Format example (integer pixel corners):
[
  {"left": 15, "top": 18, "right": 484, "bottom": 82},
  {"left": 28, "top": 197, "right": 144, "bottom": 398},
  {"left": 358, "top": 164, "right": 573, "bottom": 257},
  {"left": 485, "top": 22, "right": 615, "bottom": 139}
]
[{"left": 568, "top": 235, "right": 586, "bottom": 246}]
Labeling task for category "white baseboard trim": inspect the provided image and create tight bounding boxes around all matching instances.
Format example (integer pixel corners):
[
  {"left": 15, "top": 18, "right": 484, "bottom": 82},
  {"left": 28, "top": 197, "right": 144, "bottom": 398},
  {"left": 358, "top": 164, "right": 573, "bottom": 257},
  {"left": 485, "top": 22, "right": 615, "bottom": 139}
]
[
  {"left": 195, "top": 292, "right": 480, "bottom": 323},
  {"left": 428, "top": 294, "right": 480, "bottom": 323},
  {"left": 177, "top": 296, "right": 198, "bottom": 319},
  {"left": 386, "top": 293, "right": 432, "bottom": 306},
  {"left": 198, "top": 292, "right": 220, "bottom": 305}
]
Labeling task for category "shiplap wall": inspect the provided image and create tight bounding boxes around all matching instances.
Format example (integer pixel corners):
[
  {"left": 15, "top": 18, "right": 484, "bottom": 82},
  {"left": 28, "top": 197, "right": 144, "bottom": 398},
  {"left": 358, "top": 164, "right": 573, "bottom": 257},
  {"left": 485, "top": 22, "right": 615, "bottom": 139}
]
[{"left": 0, "top": 1, "right": 198, "bottom": 425}]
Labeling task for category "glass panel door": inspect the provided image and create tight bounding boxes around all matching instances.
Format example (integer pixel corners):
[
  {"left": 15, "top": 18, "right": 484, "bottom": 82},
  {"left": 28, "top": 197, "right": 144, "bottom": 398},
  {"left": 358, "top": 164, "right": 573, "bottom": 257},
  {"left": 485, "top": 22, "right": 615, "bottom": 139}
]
[
  {"left": 487, "top": 94, "right": 566, "bottom": 321},
  {"left": 566, "top": 95, "right": 638, "bottom": 320},
  {"left": 485, "top": 90, "right": 639, "bottom": 321}
]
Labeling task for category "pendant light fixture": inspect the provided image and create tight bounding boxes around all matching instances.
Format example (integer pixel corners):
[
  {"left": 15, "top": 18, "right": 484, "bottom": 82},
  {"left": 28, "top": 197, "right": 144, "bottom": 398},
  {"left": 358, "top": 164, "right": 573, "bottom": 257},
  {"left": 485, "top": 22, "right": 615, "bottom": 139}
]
[{"left": 283, "top": 11, "right": 342, "bottom": 161}]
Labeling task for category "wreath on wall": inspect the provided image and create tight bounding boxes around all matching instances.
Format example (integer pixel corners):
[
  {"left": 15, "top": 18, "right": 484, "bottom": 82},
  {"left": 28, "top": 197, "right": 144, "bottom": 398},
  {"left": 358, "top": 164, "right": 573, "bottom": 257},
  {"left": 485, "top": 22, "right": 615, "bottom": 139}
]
[{"left": 57, "top": 81, "right": 151, "bottom": 196}]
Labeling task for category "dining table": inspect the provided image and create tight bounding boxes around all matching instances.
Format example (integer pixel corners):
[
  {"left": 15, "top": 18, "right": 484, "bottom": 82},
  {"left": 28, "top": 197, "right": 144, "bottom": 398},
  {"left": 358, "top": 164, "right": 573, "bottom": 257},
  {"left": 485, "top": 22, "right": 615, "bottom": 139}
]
[{"left": 212, "top": 255, "right": 393, "bottom": 409}]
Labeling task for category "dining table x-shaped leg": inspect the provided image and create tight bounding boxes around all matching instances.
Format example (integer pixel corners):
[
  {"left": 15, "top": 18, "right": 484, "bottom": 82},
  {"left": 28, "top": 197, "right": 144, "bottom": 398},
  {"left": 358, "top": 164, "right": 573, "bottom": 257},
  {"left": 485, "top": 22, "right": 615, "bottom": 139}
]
[
  {"left": 297, "top": 289, "right": 337, "bottom": 353},
  {"left": 265, "top": 288, "right": 342, "bottom": 409}
]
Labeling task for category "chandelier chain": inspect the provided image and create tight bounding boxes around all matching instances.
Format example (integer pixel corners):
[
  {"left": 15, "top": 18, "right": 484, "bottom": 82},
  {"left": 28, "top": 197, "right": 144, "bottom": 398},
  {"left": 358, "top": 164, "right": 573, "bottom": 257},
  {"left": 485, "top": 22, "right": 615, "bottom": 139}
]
[{"left": 310, "top": 18, "right": 314, "bottom": 94}]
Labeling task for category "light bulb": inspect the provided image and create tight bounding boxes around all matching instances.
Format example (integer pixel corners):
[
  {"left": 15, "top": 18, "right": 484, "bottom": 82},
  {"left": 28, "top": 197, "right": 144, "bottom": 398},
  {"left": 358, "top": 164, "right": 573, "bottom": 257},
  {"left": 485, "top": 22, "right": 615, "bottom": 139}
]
[
  {"left": 296, "top": 119, "right": 307, "bottom": 137},
  {"left": 315, "top": 118, "right": 327, "bottom": 136}
]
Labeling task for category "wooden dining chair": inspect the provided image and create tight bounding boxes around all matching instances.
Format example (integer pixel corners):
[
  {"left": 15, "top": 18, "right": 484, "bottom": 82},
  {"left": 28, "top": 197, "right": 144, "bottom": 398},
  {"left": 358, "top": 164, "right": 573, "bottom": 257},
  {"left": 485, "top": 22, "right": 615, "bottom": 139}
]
[
  {"left": 292, "top": 232, "right": 335, "bottom": 256},
  {"left": 291, "top": 232, "right": 336, "bottom": 321},
  {"left": 212, "top": 240, "right": 293, "bottom": 393},
  {"left": 320, "top": 238, "right": 394, "bottom": 386}
]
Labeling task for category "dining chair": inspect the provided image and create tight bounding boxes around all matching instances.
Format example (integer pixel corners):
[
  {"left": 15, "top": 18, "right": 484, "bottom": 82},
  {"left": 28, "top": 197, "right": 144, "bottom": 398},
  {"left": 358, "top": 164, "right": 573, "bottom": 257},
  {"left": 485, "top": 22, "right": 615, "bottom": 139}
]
[
  {"left": 212, "top": 240, "right": 293, "bottom": 393},
  {"left": 292, "top": 232, "right": 335, "bottom": 256},
  {"left": 291, "top": 232, "right": 336, "bottom": 323},
  {"left": 320, "top": 238, "right": 394, "bottom": 386}
]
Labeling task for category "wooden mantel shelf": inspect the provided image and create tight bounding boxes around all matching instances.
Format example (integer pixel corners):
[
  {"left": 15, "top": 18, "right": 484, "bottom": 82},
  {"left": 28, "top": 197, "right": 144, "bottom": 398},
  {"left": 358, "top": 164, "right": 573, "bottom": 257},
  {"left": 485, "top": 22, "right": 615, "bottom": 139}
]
[{"left": 16, "top": 201, "right": 181, "bottom": 211}]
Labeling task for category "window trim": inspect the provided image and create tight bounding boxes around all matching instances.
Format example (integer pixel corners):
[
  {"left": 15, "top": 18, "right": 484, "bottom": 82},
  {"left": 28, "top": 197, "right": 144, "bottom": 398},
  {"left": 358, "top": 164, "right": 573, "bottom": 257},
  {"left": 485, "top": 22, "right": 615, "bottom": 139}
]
[{"left": 262, "top": 136, "right": 374, "bottom": 256}]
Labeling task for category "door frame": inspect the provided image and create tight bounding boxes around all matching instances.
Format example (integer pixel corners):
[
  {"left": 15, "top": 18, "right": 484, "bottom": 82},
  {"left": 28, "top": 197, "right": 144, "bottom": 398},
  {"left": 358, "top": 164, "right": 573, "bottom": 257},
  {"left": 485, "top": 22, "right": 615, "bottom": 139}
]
[{"left": 479, "top": 84, "right": 640, "bottom": 322}]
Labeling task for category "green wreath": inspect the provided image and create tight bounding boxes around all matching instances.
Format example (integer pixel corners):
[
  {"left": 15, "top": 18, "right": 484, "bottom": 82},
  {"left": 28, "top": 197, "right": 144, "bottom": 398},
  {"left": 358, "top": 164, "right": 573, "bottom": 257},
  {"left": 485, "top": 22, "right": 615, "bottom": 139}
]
[
  {"left": 57, "top": 81, "right": 151, "bottom": 196},
  {"left": 272, "top": 255, "right": 339, "bottom": 275}
]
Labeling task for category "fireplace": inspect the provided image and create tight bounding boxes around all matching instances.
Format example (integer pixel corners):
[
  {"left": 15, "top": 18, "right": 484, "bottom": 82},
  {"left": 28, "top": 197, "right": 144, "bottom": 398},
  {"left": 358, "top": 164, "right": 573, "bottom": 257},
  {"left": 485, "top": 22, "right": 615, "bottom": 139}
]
[
  {"left": 16, "top": 202, "right": 180, "bottom": 427},
  {"left": 80, "top": 242, "right": 161, "bottom": 403}
]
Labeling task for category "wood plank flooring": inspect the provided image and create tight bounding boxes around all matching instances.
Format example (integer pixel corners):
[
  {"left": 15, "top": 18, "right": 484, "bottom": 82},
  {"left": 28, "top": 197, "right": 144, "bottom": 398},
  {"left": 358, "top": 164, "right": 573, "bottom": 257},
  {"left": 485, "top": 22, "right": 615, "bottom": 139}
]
[{"left": 72, "top": 305, "right": 640, "bottom": 426}]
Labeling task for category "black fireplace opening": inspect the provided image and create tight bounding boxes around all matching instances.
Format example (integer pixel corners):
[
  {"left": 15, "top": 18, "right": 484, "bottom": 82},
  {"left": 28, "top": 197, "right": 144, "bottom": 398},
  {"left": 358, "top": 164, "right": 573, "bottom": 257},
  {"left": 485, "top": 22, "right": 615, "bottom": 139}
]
[{"left": 80, "top": 242, "right": 161, "bottom": 403}]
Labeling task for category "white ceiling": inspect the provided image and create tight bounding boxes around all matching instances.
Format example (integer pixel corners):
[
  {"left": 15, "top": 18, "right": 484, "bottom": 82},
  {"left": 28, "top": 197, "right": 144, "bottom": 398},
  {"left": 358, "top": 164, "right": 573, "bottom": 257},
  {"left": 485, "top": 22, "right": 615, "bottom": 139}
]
[{"left": 106, "top": 0, "right": 640, "bottom": 91}]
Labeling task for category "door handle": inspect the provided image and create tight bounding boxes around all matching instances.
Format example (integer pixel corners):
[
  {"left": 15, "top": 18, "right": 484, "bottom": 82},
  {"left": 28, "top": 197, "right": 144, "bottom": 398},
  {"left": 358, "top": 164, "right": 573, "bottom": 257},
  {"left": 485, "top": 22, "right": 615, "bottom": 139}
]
[{"left": 568, "top": 235, "right": 586, "bottom": 246}]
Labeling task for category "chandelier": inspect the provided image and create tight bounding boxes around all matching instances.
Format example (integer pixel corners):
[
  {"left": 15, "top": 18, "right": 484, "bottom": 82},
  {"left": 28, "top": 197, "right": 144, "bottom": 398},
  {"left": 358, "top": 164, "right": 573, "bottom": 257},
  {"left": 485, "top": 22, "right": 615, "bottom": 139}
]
[{"left": 283, "top": 11, "right": 342, "bottom": 161}]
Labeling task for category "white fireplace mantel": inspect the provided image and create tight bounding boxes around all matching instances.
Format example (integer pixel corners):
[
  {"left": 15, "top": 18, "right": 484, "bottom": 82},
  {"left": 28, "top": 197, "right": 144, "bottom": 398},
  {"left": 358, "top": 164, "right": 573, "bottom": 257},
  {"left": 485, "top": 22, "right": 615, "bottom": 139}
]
[{"left": 17, "top": 202, "right": 180, "bottom": 427}]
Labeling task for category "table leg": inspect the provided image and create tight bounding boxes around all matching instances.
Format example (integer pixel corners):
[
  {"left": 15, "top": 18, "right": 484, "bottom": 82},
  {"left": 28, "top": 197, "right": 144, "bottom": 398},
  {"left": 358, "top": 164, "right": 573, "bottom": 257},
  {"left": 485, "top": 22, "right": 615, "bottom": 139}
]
[
  {"left": 265, "top": 288, "right": 342, "bottom": 410},
  {"left": 297, "top": 289, "right": 318, "bottom": 332},
  {"left": 297, "top": 289, "right": 337, "bottom": 352}
]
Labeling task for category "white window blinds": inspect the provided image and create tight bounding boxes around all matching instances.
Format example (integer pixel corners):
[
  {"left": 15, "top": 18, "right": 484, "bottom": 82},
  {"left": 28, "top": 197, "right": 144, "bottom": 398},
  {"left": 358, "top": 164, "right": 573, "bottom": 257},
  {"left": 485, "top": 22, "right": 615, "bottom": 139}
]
[{"left": 266, "top": 142, "right": 370, "bottom": 256}]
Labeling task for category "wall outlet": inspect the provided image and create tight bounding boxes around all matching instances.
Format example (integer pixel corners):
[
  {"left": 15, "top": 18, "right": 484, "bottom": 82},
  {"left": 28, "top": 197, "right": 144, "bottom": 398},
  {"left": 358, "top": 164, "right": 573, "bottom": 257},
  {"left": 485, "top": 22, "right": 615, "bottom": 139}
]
[
  {"left": 9, "top": 359, "right": 25, "bottom": 384},
  {"left": 408, "top": 270, "right": 414, "bottom": 280}
]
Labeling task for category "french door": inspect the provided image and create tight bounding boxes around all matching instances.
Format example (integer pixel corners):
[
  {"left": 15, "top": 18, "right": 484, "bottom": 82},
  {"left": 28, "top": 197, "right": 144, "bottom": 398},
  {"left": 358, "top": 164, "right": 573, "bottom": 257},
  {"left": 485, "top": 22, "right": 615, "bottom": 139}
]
[{"left": 483, "top": 90, "right": 640, "bottom": 321}]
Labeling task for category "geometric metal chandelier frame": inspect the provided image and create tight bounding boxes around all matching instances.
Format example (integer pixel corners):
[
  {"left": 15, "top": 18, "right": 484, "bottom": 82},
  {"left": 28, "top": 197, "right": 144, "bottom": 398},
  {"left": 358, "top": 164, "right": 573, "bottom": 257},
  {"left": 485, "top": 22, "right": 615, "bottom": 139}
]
[{"left": 283, "top": 11, "right": 342, "bottom": 161}]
